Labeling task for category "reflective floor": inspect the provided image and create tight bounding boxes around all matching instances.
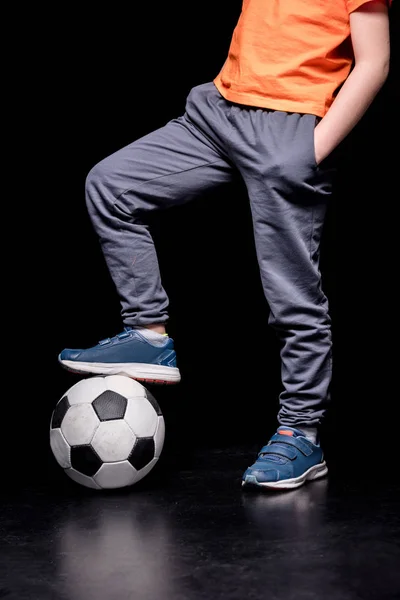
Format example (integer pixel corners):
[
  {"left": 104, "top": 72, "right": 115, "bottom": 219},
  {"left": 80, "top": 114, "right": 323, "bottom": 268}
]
[{"left": 2, "top": 443, "right": 400, "bottom": 600}]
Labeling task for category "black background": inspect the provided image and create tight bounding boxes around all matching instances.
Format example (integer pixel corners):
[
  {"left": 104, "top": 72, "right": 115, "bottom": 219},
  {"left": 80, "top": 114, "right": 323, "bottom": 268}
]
[{"left": 10, "top": 2, "right": 399, "bottom": 480}]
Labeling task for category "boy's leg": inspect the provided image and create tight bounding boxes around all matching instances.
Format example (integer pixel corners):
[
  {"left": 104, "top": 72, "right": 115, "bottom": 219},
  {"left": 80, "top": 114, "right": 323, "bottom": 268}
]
[
  {"left": 86, "top": 90, "right": 235, "bottom": 327},
  {"left": 59, "top": 83, "right": 235, "bottom": 382},
  {"left": 226, "top": 107, "right": 338, "bottom": 488}
]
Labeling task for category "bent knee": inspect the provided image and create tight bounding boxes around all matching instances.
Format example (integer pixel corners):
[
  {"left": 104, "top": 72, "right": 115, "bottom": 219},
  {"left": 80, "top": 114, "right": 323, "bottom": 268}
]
[
  {"left": 85, "top": 158, "right": 114, "bottom": 196},
  {"left": 84, "top": 158, "right": 121, "bottom": 217}
]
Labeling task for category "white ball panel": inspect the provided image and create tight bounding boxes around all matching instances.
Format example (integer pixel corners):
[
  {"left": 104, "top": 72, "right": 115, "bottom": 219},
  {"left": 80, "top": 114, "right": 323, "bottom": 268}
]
[
  {"left": 66, "top": 468, "right": 101, "bottom": 489},
  {"left": 135, "top": 457, "right": 158, "bottom": 484},
  {"left": 105, "top": 375, "right": 146, "bottom": 398},
  {"left": 154, "top": 416, "right": 166, "bottom": 458},
  {"left": 66, "top": 377, "right": 107, "bottom": 405},
  {"left": 124, "top": 396, "right": 158, "bottom": 437},
  {"left": 91, "top": 420, "right": 136, "bottom": 462},
  {"left": 61, "top": 404, "right": 100, "bottom": 446},
  {"left": 94, "top": 460, "right": 138, "bottom": 489},
  {"left": 50, "top": 428, "right": 71, "bottom": 468}
]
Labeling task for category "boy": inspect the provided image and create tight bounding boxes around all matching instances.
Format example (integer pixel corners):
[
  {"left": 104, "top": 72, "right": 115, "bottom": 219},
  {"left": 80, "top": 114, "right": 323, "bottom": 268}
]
[{"left": 59, "top": 1, "right": 391, "bottom": 489}]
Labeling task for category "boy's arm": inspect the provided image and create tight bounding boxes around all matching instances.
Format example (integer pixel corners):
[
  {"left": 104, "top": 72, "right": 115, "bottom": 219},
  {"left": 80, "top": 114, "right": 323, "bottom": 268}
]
[{"left": 314, "top": 0, "right": 391, "bottom": 165}]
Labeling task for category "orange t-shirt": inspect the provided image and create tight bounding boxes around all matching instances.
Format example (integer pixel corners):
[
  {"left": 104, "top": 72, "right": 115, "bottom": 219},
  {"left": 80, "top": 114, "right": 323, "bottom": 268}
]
[{"left": 213, "top": 0, "right": 391, "bottom": 117}]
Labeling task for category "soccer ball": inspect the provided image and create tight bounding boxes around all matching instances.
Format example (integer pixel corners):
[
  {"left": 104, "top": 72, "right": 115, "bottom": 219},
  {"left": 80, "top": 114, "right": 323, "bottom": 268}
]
[{"left": 49, "top": 375, "right": 165, "bottom": 490}]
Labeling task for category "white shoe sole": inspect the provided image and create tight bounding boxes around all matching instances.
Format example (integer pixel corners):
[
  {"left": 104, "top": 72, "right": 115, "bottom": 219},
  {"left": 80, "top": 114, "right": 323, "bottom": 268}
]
[
  {"left": 59, "top": 359, "right": 181, "bottom": 384},
  {"left": 242, "top": 461, "right": 328, "bottom": 490}
]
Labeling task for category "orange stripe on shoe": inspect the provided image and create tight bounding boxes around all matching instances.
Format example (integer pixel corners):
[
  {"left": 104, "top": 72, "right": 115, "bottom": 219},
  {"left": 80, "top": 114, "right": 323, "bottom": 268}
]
[{"left": 279, "top": 430, "right": 294, "bottom": 436}]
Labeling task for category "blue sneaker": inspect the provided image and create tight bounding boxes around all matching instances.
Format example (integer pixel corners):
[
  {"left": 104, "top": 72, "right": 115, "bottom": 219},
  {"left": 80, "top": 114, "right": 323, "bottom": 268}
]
[
  {"left": 58, "top": 327, "right": 181, "bottom": 384},
  {"left": 242, "top": 426, "right": 328, "bottom": 490}
]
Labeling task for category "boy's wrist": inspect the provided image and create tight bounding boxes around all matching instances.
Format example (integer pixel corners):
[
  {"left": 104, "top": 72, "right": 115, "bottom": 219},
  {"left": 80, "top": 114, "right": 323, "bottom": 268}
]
[{"left": 314, "top": 122, "right": 339, "bottom": 165}]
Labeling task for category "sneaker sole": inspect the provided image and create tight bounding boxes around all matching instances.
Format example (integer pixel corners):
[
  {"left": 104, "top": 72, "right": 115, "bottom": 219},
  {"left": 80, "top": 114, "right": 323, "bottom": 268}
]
[
  {"left": 242, "top": 461, "right": 328, "bottom": 490},
  {"left": 59, "top": 358, "right": 181, "bottom": 385}
]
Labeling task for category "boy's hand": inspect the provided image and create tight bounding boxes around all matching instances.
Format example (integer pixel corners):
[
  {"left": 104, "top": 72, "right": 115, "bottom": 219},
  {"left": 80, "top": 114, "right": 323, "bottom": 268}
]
[{"left": 314, "top": 125, "right": 331, "bottom": 166}]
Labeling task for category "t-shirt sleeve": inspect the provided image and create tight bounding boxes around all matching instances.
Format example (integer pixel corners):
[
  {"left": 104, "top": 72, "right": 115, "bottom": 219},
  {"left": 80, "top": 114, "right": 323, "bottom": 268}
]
[{"left": 347, "top": 0, "right": 392, "bottom": 13}]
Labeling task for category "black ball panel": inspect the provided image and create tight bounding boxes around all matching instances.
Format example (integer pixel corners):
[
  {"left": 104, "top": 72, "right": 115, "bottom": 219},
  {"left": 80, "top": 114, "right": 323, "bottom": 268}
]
[
  {"left": 51, "top": 396, "right": 70, "bottom": 429},
  {"left": 92, "top": 390, "right": 127, "bottom": 421},
  {"left": 144, "top": 389, "right": 162, "bottom": 416},
  {"left": 70, "top": 445, "right": 103, "bottom": 476},
  {"left": 128, "top": 438, "right": 155, "bottom": 470}
]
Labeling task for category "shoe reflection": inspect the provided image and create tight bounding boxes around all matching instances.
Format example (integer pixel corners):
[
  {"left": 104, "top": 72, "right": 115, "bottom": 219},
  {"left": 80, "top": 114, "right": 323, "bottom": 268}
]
[{"left": 241, "top": 478, "right": 329, "bottom": 535}]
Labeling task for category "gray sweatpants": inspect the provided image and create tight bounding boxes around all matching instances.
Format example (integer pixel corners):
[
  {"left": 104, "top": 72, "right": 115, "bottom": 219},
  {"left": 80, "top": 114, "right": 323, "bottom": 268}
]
[{"left": 86, "top": 82, "right": 338, "bottom": 427}]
